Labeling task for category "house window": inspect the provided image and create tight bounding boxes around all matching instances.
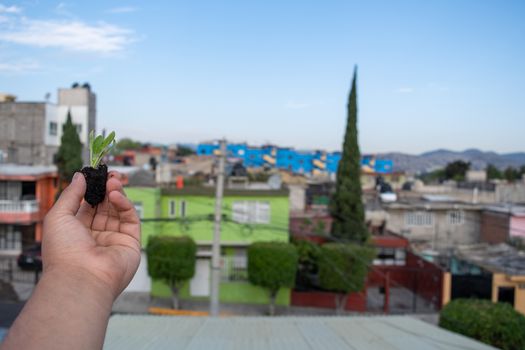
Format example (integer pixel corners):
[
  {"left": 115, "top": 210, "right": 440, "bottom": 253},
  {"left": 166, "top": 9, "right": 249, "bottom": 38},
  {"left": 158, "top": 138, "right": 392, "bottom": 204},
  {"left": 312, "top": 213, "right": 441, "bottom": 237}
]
[
  {"left": 373, "top": 247, "right": 406, "bottom": 266},
  {"left": 49, "top": 122, "right": 57, "bottom": 136},
  {"left": 232, "top": 201, "right": 270, "bottom": 224},
  {"left": 168, "top": 200, "right": 176, "bottom": 217},
  {"left": 447, "top": 210, "right": 464, "bottom": 225},
  {"left": 221, "top": 250, "right": 248, "bottom": 282},
  {"left": 134, "top": 202, "right": 143, "bottom": 219},
  {"left": 0, "top": 225, "right": 22, "bottom": 251},
  {"left": 180, "top": 200, "right": 186, "bottom": 218},
  {"left": 405, "top": 211, "right": 433, "bottom": 226}
]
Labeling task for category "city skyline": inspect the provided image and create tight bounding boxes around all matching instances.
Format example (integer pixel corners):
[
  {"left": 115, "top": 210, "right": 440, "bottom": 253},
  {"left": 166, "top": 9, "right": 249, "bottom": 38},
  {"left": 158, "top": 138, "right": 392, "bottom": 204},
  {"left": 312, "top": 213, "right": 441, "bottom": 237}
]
[{"left": 0, "top": 1, "right": 524, "bottom": 154}]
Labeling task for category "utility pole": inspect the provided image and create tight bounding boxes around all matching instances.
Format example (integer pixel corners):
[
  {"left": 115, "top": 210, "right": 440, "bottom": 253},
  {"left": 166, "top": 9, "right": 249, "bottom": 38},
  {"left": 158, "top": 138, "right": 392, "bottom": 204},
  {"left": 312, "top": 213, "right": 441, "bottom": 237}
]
[{"left": 210, "top": 139, "right": 226, "bottom": 317}]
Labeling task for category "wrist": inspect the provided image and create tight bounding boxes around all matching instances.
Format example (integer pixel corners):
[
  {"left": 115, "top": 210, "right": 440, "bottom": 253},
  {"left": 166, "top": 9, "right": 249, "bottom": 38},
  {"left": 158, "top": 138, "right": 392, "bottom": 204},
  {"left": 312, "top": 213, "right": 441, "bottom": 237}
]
[{"left": 42, "top": 265, "right": 116, "bottom": 307}]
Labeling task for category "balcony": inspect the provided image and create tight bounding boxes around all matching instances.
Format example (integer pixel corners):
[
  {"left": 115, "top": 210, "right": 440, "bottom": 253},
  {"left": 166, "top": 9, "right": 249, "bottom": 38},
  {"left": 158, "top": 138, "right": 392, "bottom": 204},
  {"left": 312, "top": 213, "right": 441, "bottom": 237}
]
[{"left": 0, "top": 200, "right": 40, "bottom": 223}]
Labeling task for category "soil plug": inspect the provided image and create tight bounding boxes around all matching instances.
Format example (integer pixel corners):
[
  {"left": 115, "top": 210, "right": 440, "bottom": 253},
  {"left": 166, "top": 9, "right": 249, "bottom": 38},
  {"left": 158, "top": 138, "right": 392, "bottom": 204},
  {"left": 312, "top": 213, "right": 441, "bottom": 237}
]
[{"left": 81, "top": 131, "right": 116, "bottom": 207}]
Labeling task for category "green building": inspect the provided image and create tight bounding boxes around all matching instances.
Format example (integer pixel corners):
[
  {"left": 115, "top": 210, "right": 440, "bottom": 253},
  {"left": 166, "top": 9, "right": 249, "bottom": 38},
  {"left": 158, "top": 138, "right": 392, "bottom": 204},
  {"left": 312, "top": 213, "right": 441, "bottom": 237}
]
[{"left": 126, "top": 186, "right": 291, "bottom": 306}]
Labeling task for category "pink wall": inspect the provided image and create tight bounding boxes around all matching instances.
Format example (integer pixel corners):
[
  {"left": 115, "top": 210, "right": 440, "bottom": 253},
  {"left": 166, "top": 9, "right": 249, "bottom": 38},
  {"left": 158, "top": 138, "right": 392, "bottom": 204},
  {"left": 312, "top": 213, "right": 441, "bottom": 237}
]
[{"left": 510, "top": 216, "right": 525, "bottom": 238}]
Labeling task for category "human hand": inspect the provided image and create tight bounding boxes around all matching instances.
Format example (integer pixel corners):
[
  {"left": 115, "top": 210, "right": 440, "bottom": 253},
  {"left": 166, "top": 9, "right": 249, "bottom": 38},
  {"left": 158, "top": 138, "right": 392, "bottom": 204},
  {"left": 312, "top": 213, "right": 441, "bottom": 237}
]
[{"left": 43, "top": 171, "right": 141, "bottom": 300}]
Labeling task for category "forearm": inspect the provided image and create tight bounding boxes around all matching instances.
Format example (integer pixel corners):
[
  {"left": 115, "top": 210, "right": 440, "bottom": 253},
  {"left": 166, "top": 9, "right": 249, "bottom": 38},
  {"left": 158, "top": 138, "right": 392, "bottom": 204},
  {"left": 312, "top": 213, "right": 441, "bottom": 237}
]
[{"left": 1, "top": 267, "right": 114, "bottom": 350}]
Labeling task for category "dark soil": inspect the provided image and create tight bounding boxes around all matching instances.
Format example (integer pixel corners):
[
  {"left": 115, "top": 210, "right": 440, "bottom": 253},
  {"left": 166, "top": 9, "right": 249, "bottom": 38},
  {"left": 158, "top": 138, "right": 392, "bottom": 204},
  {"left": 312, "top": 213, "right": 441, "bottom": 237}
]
[{"left": 81, "top": 163, "right": 108, "bottom": 207}]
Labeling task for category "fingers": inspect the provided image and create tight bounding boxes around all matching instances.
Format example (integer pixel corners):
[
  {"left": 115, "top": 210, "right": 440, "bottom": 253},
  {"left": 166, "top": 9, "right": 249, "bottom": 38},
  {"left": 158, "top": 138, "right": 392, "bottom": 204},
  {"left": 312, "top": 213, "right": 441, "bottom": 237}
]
[
  {"left": 89, "top": 177, "right": 125, "bottom": 230},
  {"left": 108, "top": 190, "right": 140, "bottom": 242},
  {"left": 52, "top": 172, "right": 86, "bottom": 216},
  {"left": 77, "top": 173, "right": 123, "bottom": 228}
]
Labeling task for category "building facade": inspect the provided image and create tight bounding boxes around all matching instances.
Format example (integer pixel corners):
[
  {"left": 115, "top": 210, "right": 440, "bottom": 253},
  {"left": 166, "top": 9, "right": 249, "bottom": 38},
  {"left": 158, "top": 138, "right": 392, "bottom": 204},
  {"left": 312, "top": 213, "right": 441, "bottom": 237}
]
[
  {"left": 0, "top": 164, "right": 57, "bottom": 255},
  {"left": 0, "top": 85, "right": 96, "bottom": 165},
  {"left": 383, "top": 198, "right": 482, "bottom": 251},
  {"left": 126, "top": 185, "right": 292, "bottom": 306}
]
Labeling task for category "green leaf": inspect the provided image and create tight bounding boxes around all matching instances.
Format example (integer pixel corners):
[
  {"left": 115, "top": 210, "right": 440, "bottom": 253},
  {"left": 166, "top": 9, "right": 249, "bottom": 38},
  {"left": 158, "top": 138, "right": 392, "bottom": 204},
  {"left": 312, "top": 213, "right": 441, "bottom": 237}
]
[
  {"left": 101, "top": 131, "right": 115, "bottom": 151},
  {"left": 92, "top": 135, "right": 104, "bottom": 154}
]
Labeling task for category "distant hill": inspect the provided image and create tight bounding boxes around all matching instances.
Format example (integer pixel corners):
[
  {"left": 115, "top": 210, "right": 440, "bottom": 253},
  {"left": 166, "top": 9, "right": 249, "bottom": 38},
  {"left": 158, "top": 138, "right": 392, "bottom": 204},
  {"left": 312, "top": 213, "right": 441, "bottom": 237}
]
[{"left": 377, "top": 149, "right": 525, "bottom": 174}]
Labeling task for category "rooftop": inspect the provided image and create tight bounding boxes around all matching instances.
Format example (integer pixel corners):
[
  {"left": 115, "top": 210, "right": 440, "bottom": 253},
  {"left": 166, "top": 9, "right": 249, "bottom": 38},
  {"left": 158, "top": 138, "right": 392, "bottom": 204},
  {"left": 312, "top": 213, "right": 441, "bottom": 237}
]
[
  {"left": 456, "top": 243, "right": 525, "bottom": 276},
  {"left": 0, "top": 164, "right": 57, "bottom": 178},
  {"left": 161, "top": 186, "right": 288, "bottom": 197},
  {"left": 104, "top": 315, "right": 496, "bottom": 350}
]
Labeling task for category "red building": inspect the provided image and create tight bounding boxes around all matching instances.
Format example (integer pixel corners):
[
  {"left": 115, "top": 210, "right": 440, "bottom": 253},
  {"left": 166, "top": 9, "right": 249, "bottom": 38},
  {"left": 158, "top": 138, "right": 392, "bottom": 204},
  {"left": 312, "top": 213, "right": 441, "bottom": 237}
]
[
  {"left": 0, "top": 164, "right": 57, "bottom": 254},
  {"left": 289, "top": 212, "right": 445, "bottom": 313}
]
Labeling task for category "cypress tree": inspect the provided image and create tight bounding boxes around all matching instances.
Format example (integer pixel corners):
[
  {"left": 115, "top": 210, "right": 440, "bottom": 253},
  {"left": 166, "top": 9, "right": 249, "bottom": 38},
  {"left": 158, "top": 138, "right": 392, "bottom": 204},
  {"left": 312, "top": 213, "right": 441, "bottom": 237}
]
[
  {"left": 329, "top": 67, "right": 369, "bottom": 243},
  {"left": 55, "top": 111, "right": 83, "bottom": 183}
]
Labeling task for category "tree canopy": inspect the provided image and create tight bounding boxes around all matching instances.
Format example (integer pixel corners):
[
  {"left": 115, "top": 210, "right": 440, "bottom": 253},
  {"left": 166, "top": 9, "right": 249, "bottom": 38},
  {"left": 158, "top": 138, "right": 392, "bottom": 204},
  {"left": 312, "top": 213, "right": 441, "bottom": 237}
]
[
  {"left": 55, "top": 111, "right": 83, "bottom": 182},
  {"left": 247, "top": 242, "right": 298, "bottom": 315},
  {"left": 329, "top": 67, "right": 368, "bottom": 243}
]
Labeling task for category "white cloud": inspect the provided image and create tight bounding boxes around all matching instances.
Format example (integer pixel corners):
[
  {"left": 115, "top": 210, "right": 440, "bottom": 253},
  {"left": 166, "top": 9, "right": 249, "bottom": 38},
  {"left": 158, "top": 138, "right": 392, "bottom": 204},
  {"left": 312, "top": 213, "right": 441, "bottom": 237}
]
[
  {"left": 107, "top": 6, "right": 137, "bottom": 14},
  {"left": 0, "top": 4, "right": 22, "bottom": 14},
  {"left": 0, "top": 60, "right": 39, "bottom": 73},
  {"left": 0, "top": 19, "right": 134, "bottom": 53},
  {"left": 394, "top": 87, "right": 414, "bottom": 94},
  {"left": 285, "top": 100, "right": 310, "bottom": 109}
]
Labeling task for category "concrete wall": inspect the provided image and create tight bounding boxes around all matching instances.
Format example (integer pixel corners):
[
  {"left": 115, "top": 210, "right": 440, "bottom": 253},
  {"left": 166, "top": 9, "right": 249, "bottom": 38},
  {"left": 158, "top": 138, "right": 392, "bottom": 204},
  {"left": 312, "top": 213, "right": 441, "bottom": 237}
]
[
  {"left": 386, "top": 208, "right": 481, "bottom": 250},
  {"left": 0, "top": 102, "right": 53, "bottom": 165},
  {"left": 492, "top": 273, "right": 525, "bottom": 316}
]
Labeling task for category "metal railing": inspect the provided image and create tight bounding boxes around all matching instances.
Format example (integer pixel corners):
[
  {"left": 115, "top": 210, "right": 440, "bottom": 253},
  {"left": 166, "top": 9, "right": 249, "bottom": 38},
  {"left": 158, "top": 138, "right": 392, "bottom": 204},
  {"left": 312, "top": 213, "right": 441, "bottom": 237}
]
[
  {"left": 0, "top": 200, "right": 39, "bottom": 213},
  {"left": 221, "top": 256, "right": 248, "bottom": 282}
]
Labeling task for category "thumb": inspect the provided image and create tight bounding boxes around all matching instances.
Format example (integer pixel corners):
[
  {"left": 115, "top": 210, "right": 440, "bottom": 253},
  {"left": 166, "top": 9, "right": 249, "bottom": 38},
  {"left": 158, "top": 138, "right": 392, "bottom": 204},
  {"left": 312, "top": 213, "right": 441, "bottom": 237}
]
[{"left": 53, "top": 172, "right": 86, "bottom": 215}]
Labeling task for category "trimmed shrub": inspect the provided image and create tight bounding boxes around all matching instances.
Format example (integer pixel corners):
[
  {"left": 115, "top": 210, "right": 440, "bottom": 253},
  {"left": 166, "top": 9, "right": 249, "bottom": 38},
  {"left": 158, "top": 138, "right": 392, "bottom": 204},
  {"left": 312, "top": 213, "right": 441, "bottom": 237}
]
[
  {"left": 439, "top": 299, "right": 525, "bottom": 350},
  {"left": 248, "top": 242, "right": 298, "bottom": 315},
  {"left": 146, "top": 236, "right": 197, "bottom": 309},
  {"left": 318, "top": 243, "right": 375, "bottom": 314}
]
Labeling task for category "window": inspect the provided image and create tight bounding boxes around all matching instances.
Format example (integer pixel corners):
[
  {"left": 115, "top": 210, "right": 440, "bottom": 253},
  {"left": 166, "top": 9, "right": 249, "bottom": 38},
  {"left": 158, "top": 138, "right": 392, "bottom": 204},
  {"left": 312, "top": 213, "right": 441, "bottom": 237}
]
[
  {"left": 49, "top": 122, "right": 57, "bottom": 136},
  {"left": 134, "top": 202, "right": 143, "bottom": 219},
  {"left": 221, "top": 250, "right": 248, "bottom": 282},
  {"left": 405, "top": 211, "right": 433, "bottom": 226},
  {"left": 232, "top": 201, "right": 270, "bottom": 224},
  {"left": 0, "top": 225, "right": 22, "bottom": 250},
  {"left": 373, "top": 247, "right": 406, "bottom": 266},
  {"left": 168, "top": 200, "right": 176, "bottom": 217},
  {"left": 180, "top": 200, "right": 186, "bottom": 218},
  {"left": 447, "top": 210, "right": 464, "bottom": 225}
]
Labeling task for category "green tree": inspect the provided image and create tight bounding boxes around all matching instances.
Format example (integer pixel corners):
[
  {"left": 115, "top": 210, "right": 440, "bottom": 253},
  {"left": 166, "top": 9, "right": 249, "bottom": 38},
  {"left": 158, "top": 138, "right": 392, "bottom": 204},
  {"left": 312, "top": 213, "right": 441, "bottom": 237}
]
[
  {"left": 55, "top": 111, "right": 83, "bottom": 184},
  {"left": 330, "top": 67, "right": 368, "bottom": 243},
  {"left": 146, "top": 236, "right": 196, "bottom": 309},
  {"left": 247, "top": 242, "right": 298, "bottom": 315},
  {"left": 486, "top": 164, "right": 502, "bottom": 180},
  {"left": 115, "top": 138, "right": 142, "bottom": 152},
  {"left": 444, "top": 160, "right": 470, "bottom": 181},
  {"left": 503, "top": 166, "right": 520, "bottom": 182},
  {"left": 176, "top": 145, "right": 196, "bottom": 157},
  {"left": 318, "top": 243, "right": 375, "bottom": 314},
  {"left": 440, "top": 299, "right": 525, "bottom": 350}
]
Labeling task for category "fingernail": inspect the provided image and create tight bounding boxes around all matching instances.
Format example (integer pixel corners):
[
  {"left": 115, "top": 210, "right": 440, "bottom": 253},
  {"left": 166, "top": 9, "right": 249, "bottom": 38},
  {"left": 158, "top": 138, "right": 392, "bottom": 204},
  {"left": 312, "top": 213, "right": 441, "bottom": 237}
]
[{"left": 73, "top": 172, "right": 81, "bottom": 182}]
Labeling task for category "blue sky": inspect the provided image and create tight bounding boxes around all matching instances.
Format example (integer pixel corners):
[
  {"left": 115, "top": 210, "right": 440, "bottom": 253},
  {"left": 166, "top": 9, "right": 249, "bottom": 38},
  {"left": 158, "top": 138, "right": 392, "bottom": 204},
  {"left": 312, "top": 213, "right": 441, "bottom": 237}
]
[{"left": 0, "top": 1, "right": 524, "bottom": 154}]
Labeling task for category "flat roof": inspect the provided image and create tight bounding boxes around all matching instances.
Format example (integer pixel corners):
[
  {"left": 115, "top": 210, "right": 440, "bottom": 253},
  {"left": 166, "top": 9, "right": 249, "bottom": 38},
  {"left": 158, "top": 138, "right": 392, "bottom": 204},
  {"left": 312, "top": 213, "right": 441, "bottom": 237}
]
[
  {"left": 104, "top": 315, "right": 496, "bottom": 350},
  {"left": 161, "top": 186, "right": 288, "bottom": 197},
  {"left": 456, "top": 243, "right": 525, "bottom": 276},
  {"left": 0, "top": 164, "right": 57, "bottom": 178}
]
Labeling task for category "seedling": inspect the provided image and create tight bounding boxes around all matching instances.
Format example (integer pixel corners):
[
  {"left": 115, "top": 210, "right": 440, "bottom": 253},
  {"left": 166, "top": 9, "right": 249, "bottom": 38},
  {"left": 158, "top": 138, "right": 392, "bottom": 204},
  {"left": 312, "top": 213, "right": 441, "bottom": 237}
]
[
  {"left": 89, "top": 130, "right": 115, "bottom": 168},
  {"left": 81, "top": 131, "right": 116, "bottom": 207}
]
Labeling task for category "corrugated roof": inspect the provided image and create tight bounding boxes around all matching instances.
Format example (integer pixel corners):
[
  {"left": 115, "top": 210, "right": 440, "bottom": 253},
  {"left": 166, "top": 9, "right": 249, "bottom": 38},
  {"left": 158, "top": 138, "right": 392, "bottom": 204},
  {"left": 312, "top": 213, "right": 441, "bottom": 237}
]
[{"left": 104, "top": 315, "right": 497, "bottom": 350}]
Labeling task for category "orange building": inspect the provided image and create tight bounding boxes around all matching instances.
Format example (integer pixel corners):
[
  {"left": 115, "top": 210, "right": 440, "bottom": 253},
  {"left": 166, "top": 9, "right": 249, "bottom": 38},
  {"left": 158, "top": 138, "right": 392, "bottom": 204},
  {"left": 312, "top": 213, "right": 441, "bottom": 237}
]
[{"left": 0, "top": 164, "right": 57, "bottom": 254}]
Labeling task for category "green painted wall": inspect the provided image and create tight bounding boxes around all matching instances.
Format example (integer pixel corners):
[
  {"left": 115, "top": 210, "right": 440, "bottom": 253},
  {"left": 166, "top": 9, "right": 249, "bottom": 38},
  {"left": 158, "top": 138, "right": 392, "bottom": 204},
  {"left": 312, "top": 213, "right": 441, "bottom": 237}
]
[
  {"left": 151, "top": 279, "right": 290, "bottom": 306},
  {"left": 124, "top": 187, "right": 161, "bottom": 246},
  {"left": 158, "top": 195, "right": 289, "bottom": 243},
  {"left": 133, "top": 188, "right": 292, "bottom": 306}
]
